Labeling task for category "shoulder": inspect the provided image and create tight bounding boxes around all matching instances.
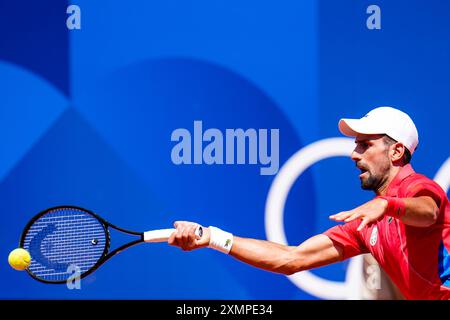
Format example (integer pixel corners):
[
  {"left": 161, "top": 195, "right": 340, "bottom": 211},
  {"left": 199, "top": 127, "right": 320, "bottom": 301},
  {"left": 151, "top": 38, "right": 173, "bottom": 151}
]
[
  {"left": 401, "top": 172, "right": 444, "bottom": 193},
  {"left": 399, "top": 172, "right": 447, "bottom": 206}
]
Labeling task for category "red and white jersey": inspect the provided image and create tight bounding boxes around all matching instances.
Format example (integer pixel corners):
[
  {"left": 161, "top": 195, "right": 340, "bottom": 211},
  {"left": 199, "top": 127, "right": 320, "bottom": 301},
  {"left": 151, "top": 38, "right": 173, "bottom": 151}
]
[{"left": 324, "top": 164, "right": 450, "bottom": 300}]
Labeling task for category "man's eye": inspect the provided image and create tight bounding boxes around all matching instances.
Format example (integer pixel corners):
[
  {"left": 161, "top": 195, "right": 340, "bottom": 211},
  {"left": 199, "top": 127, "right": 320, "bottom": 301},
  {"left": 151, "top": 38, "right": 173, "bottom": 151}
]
[{"left": 358, "top": 142, "right": 368, "bottom": 148}]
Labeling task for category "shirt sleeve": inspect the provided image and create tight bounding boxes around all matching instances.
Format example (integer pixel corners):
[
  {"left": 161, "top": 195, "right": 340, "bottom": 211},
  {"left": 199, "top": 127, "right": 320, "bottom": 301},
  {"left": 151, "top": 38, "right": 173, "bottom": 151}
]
[
  {"left": 323, "top": 220, "right": 368, "bottom": 260},
  {"left": 403, "top": 178, "right": 447, "bottom": 209}
]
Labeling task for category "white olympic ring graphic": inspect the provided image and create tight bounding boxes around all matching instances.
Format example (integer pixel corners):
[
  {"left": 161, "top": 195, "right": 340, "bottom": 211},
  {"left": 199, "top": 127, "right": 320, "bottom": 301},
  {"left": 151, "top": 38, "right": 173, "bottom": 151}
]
[{"left": 265, "top": 137, "right": 450, "bottom": 300}]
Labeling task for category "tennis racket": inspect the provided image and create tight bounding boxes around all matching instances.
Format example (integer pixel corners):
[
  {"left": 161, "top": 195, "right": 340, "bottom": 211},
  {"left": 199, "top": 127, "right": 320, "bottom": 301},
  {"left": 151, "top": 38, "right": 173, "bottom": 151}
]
[{"left": 19, "top": 205, "right": 202, "bottom": 284}]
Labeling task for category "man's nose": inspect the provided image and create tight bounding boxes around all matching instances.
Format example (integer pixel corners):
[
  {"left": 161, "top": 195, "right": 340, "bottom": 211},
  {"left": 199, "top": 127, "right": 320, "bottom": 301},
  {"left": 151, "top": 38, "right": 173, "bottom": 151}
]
[{"left": 351, "top": 148, "right": 361, "bottom": 162}]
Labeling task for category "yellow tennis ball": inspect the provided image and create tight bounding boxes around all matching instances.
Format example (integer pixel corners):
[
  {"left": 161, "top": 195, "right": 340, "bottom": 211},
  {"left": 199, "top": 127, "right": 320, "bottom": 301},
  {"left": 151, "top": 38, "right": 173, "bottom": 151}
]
[{"left": 8, "top": 248, "right": 31, "bottom": 271}]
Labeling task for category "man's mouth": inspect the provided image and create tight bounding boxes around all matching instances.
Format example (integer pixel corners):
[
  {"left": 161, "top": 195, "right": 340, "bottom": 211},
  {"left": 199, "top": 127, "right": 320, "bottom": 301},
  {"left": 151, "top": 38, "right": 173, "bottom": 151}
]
[
  {"left": 359, "top": 170, "right": 369, "bottom": 179},
  {"left": 357, "top": 165, "right": 369, "bottom": 178}
]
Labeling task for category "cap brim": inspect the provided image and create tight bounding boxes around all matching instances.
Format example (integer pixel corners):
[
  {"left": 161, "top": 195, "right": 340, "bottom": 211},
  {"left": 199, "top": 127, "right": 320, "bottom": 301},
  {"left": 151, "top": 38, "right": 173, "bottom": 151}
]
[{"left": 338, "top": 118, "right": 383, "bottom": 137}]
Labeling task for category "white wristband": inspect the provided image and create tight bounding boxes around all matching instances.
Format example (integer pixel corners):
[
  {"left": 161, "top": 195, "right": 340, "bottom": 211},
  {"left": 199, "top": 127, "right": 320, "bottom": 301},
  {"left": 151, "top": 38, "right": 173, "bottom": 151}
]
[{"left": 208, "top": 226, "right": 234, "bottom": 254}]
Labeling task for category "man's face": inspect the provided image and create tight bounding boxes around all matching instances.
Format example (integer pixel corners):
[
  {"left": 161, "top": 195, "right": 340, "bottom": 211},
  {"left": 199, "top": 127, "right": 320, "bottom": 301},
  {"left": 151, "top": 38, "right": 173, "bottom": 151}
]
[{"left": 351, "top": 134, "right": 391, "bottom": 191}]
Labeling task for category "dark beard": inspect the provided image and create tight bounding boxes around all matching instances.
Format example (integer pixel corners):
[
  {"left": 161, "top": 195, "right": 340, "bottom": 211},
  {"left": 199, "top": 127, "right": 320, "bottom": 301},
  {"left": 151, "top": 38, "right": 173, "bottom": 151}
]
[
  {"left": 360, "top": 171, "right": 388, "bottom": 191},
  {"left": 360, "top": 173, "right": 381, "bottom": 190}
]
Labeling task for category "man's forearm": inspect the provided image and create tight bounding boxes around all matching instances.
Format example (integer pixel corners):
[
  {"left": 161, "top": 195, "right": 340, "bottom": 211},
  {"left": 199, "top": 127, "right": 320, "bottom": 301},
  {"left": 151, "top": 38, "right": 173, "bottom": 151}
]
[
  {"left": 169, "top": 222, "right": 343, "bottom": 274},
  {"left": 227, "top": 234, "right": 342, "bottom": 275},
  {"left": 400, "top": 196, "right": 439, "bottom": 227},
  {"left": 229, "top": 237, "right": 298, "bottom": 275}
]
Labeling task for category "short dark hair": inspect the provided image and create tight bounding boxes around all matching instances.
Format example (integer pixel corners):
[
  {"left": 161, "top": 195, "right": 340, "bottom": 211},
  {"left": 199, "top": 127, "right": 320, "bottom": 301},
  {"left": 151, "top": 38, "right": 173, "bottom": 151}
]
[{"left": 382, "top": 135, "right": 412, "bottom": 164}]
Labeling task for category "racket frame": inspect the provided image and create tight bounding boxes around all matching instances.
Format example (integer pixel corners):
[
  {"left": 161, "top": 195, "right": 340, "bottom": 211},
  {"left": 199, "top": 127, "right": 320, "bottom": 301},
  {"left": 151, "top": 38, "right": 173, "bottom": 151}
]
[{"left": 19, "top": 205, "right": 146, "bottom": 284}]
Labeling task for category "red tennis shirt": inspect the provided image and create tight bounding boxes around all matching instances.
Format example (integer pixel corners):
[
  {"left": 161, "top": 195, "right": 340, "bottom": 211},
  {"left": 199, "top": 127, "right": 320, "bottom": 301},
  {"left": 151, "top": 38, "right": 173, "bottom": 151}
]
[{"left": 324, "top": 164, "right": 450, "bottom": 300}]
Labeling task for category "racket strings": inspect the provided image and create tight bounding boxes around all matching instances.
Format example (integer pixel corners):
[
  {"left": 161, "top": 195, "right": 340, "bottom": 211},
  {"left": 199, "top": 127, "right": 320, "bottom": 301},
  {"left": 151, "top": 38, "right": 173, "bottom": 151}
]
[{"left": 22, "top": 208, "right": 107, "bottom": 282}]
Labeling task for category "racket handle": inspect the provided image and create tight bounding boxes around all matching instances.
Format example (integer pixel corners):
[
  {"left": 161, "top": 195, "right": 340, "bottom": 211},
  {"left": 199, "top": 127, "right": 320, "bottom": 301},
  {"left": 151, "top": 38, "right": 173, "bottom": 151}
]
[{"left": 143, "top": 226, "right": 203, "bottom": 243}]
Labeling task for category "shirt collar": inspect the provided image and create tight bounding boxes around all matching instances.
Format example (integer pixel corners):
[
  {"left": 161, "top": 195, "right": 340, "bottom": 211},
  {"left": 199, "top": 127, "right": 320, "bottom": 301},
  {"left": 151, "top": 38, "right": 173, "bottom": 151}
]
[{"left": 385, "top": 164, "right": 415, "bottom": 196}]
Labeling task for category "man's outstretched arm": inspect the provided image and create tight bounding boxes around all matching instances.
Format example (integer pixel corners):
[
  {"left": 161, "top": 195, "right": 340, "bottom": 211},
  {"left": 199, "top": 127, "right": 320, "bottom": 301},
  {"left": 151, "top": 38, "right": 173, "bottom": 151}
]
[
  {"left": 230, "top": 234, "right": 344, "bottom": 275},
  {"left": 329, "top": 196, "right": 439, "bottom": 230},
  {"left": 168, "top": 221, "right": 344, "bottom": 275}
]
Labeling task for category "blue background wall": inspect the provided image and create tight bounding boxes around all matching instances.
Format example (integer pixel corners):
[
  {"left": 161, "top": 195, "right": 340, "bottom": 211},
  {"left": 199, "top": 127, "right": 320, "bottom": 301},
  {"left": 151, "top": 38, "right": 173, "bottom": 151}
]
[{"left": 0, "top": 0, "right": 449, "bottom": 299}]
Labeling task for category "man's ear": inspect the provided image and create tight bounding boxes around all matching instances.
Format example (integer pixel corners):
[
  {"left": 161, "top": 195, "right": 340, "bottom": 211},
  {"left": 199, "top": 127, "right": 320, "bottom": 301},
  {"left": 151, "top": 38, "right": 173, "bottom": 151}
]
[{"left": 391, "top": 142, "right": 406, "bottom": 163}]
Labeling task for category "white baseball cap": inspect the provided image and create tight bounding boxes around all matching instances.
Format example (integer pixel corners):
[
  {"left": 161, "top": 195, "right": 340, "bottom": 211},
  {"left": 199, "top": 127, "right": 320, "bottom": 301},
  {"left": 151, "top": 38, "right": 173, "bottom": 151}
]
[{"left": 338, "top": 106, "right": 419, "bottom": 154}]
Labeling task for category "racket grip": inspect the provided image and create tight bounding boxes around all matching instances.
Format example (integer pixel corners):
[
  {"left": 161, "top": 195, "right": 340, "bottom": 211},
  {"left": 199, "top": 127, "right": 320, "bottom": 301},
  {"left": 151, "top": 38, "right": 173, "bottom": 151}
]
[
  {"left": 143, "top": 226, "right": 203, "bottom": 243},
  {"left": 144, "top": 228, "right": 175, "bottom": 242}
]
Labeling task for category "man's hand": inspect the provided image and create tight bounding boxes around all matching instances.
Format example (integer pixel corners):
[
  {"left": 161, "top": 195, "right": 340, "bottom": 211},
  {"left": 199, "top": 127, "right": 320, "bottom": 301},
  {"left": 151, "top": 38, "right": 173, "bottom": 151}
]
[
  {"left": 168, "top": 221, "right": 211, "bottom": 251},
  {"left": 329, "top": 198, "right": 388, "bottom": 231}
]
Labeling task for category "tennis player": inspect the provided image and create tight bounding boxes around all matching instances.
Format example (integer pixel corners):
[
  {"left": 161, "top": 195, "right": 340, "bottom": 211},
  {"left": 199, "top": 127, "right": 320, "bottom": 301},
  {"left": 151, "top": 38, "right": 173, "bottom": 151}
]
[{"left": 169, "top": 107, "right": 450, "bottom": 300}]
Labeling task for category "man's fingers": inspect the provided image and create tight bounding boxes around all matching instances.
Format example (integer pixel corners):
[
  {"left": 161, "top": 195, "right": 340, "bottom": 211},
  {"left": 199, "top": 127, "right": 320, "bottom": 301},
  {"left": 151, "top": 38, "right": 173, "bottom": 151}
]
[
  {"left": 181, "top": 227, "right": 190, "bottom": 241},
  {"left": 175, "top": 227, "right": 184, "bottom": 245},
  {"left": 357, "top": 218, "right": 370, "bottom": 231},
  {"left": 180, "top": 228, "right": 191, "bottom": 251},
  {"left": 185, "top": 225, "right": 196, "bottom": 245},
  {"left": 185, "top": 225, "right": 198, "bottom": 249},
  {"left": 189, "top": 224, "right": 198, "bottom": 240},
  {"left": 170, "top": 221, "right": 205, "bottom": 251},
  {"left": 168, "top": 230, "right": 177, "bottom": 245},
  {"left": 330, "top": 211, "right": 353, "bottom": 221},
  {"left": 344, "top": 212, "right": 361, "bottom": 223},
  {"left": 173, "top": 223, "right": 198, "bottom": 251},
  {"left": 332, "top": 212, "right": 352, "bottom": 221},
  {"left": 174, "top": 220, "right": 190, "bottom": 229}
]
